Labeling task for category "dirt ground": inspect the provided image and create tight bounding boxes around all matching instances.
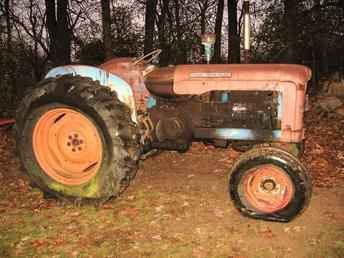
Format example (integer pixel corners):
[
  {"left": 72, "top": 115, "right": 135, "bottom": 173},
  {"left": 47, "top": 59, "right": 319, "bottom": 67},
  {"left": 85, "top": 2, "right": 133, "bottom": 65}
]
[{"left": 0, "top": 108, "right": 344, "bottom": 258}]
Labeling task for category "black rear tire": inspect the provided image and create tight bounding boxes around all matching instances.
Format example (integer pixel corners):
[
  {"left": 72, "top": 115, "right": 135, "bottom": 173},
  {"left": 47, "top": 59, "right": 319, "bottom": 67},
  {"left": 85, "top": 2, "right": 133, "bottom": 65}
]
[
  {"left": 16, "top": 75, "right": 140, "bottom": 203},
  {"left": 229, "top": 146, "right": 312, "bottom": 222}
]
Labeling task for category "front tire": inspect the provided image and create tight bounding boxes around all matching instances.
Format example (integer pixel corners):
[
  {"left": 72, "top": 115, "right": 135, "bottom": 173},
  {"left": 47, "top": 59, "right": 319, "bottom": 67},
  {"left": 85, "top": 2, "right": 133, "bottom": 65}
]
[
  {"left": 229, "top": 147, "right": 312, "bottom": 222},
  {"left": 16, "top": 75, "right": 140, "bottom": 203}
]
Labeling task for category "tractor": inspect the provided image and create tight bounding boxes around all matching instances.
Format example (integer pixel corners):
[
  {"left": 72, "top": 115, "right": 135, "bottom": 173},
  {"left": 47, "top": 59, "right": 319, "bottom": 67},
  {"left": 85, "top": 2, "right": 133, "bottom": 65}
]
[{"left": 15, "top": 47, "right": 312, "bottom": 222}]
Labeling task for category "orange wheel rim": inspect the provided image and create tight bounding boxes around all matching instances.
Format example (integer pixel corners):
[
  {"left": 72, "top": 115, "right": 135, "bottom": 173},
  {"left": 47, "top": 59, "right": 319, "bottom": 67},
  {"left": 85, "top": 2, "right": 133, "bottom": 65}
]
[
  {"left": 242, "top": 165, "right": 294, "bottom": 213},
  {"left": 32, "top": 108, "right": 103, "bottom": 185}
]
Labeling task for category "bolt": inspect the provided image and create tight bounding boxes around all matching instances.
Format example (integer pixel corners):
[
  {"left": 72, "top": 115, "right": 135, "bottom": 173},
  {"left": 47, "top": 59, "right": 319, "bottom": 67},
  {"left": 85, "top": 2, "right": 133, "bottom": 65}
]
[
  {"left": 79, "top": 139, "right": 84, "bottom": 144},
  {"left": 72, "top": 148, "right": 76, "bottom": 152},
  {"left": 78, "top": 147, "right": 82, "bottom": 151},
  {"left": 67, "top": 142, "right": 71, "bottom": 146},
  {"left": 68, "top": 135, "right": 72, "bottom": 140},
  {"left": 74, "top": 134, "right": 78, "bottom": 138}
]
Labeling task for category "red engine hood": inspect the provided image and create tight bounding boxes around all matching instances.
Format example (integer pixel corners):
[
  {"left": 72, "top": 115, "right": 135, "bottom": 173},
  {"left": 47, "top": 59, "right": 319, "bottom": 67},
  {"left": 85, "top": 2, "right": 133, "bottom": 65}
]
[{"left": 173, "top": 64, "right": 311, "bottom": 95}]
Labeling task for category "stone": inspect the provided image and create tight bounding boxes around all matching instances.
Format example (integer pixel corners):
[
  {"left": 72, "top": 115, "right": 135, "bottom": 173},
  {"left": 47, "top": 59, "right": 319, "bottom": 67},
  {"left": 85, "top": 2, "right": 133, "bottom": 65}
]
[
  {"left": 317, "top": 96, "right": 343, "bottom": 112},
  {"left": 335, "top": 106, "right": 344, "bottom": 117}
]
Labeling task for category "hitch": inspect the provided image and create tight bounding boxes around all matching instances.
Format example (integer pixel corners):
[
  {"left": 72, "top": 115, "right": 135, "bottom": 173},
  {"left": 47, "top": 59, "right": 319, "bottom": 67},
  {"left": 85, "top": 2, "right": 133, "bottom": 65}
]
[{"left": 0, "top": 119, "right": 15, "bottom": 128}]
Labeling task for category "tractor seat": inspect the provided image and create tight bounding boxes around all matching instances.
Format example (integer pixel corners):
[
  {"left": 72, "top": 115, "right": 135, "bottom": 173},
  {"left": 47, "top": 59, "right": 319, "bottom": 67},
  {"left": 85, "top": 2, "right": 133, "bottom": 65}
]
[{"left": 145, "top": 66, "right": 176, "bottom": 98}]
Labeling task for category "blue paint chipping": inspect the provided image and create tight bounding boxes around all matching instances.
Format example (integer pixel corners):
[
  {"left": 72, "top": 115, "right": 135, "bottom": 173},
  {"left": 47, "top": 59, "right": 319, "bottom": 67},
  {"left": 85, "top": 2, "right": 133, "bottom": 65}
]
[
  {"left": 45, "top": 65, "right": 137, "bottom": 122},
  {"left": 147, "top": 96, "right": 157, "bottom": 109},
  {"left": 277, "top": 91, "right": 283, "bottom": 121},
  {"left": 215, "top": 128, "right": 281, "bottom": 140},
  {"left": 221, "top": 93, "right": 229, "bottom": 103},
  {"left": 45, "top": 65, "right": 132, "bottom": 97}
]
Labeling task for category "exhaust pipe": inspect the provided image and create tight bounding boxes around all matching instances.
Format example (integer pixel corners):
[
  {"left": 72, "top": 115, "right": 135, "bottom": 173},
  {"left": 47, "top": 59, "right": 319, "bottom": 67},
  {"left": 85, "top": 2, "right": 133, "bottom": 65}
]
[
  {"left": 201, "top": 33, "right": 216, "bottom": 64},
  {"left": 243, "top": 1, "right": 250, "bottom": 64}
]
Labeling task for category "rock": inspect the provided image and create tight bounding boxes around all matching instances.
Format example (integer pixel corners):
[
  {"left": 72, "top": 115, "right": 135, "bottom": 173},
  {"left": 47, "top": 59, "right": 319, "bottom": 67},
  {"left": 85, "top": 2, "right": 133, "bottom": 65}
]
[
  {"left": 335, "top": 106, "right": 344, "bottom": 117},
  {"left": 320, "top": 72, "right": 344, "bottom": 97},
  {"left": 328, "top": 81, "right": 344, "bottom": 97},
  {"left": 317, "top": 96, "right": 343, "bottom": 112}
]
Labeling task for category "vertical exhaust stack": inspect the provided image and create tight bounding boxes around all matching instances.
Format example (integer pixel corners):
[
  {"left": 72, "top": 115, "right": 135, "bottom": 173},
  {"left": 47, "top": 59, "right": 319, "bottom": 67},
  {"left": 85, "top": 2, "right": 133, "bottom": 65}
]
[
  {"left": 243, "top": 1, "right": 250, "bottom": 64},
  {"left": 201, "top": 33, "right": 216, "bottom": 64}
]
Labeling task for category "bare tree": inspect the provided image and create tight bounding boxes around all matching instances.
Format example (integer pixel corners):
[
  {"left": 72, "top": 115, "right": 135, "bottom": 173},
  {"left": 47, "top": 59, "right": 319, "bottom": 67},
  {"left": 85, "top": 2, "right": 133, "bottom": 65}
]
[
  {"left": 4, "top": 0, "right": 11, "bottom": 51},
  {"left": 45, "top": 0, "right": 72, "bottom": 66},
  {"left": 144, "top": 0, "right": 158, "bottom": 54},
  {"left": 213, "top": 0, "right": 224, "bottom": 63},
  {"left": 227, "top": 0, "right": 240, "bottom": 63},
  {"left": 199, "top": 0, "right": 209, "bottom": 35},
  {"left": 101, "top": 0, "right": 112, "bottom": 60},
  {"left": 283, "top": 0, "right": 298, "bottom": 63},
  {"left": 156, "top": 0, "right": 170, "bottom": 65}
]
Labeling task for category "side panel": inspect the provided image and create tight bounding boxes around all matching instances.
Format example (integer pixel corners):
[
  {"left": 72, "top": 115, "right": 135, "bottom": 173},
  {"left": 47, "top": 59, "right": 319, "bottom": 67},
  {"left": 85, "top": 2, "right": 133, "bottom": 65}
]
[
  {"left": 174, "top": 80, "right": 304, "bottom": 143},
  {"left": 45, "top": 65, "right": 137, "bottom": 123}
]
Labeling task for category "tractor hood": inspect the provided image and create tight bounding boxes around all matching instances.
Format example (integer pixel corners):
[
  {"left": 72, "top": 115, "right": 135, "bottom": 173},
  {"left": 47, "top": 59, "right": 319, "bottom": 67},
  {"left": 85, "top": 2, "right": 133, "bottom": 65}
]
[
  {"left": 145, "top": 64, "right": 311, "bottom": 97},
  {"left": 173, "top": 64, "right": 311, "bottom": 95}
]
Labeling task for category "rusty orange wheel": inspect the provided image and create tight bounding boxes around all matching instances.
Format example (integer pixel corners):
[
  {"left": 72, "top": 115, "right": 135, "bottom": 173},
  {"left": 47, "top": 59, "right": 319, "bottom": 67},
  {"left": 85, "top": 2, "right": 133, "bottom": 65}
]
[
  {"left": 32, "top": 108, "right": 103, "bottom": 185},
  {"left": 17, "top": 76, "right": 139, "bottom": 201},
  {"left": 242, "top": 165, "right": 294, "bottom": 213},
  {"left": 229, "top": 147, "right": 312, "bottom": 222}
]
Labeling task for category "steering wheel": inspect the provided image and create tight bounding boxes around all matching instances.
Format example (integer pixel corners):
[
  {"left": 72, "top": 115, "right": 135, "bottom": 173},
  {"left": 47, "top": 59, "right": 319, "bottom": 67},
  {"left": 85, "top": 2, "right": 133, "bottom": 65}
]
[{"left": 133, "top": 49, "right": 162, "bottom": 66}]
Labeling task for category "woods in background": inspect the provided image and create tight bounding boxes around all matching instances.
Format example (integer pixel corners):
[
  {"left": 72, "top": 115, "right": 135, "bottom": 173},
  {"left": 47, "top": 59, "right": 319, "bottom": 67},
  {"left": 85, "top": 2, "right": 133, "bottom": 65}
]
[{"left": 0, "top": 0, "right": 343, "bottom": 112}]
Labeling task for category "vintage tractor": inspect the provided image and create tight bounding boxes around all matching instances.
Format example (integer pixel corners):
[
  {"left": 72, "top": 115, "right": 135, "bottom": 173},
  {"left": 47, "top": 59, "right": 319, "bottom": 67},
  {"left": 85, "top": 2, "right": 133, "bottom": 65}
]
[{"left": 15, "top": 48, "right": 312, "bottom": 222}]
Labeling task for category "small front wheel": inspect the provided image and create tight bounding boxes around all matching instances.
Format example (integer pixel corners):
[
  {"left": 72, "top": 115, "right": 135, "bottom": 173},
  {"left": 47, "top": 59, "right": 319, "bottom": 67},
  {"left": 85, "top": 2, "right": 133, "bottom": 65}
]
[{"left": 229, "top": 147, "right": 312, "bottom": 222}]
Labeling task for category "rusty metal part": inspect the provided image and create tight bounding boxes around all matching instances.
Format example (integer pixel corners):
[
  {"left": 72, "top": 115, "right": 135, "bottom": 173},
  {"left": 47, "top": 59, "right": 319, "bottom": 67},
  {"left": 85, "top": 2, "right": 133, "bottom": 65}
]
[
  {"left": 172, "top": 64, "right": 311, "bottom": 142},
  {"left": 242, "top": 165, "right": 294, "bottom": 213},
  {"left": 45, "top": 65, "right": 138, "bottom": 123},
  {"left": 133, "top": 49, "right": 162, "bottom": 66},
  {"left": 173, "top": 64, "right": 311, "bottom": 91},
  {"left": 32, "top": 108, "right": 102, "bottom": 185},
  {"left": 145, "top": 67, "right": 176, "bottom": 98},
  {"left": 99, "top": 58, "right": 150, "bottom": 112},
  {"left": 0, "top": 119, "right": 15, "bottom": 127},
  {"left": 137, "top": 113, "right": 154, "bottom": 144}
]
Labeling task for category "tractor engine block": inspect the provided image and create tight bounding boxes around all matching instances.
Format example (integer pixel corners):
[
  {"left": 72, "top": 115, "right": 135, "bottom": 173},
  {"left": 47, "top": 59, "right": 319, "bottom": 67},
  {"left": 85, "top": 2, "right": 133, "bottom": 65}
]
[{"left": 143, "top": 90, "right": 280, "bottom": 152}]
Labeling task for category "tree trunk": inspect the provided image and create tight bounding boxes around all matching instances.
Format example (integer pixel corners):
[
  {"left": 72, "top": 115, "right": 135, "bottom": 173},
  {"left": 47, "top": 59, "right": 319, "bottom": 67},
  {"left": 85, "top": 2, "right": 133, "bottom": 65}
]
[
  {"left": 157, "top": 0, "right": 170, "bottom": 66},
  {"left": 213, "top": 0, "right": 224, "bottom": 63},
  {"left": 45, "top": 0, "right": 71, "bottom": 66},
  {"left": 144, "top": 0, "right": 158, "bottom": 55},
  {"left": 174, "top": 0, "right": 185, "bottom": 64},
  {"left": 227, "top": 0, "right": 240, "bottom": 63},
  {"left": 313, "top": 0, "right": 328, "bottom": 75},
  {"left": 4, "top": 0, "right": 11, "bottom": 51},
  {"left": 200, "top": 3, "right": 206, "bottom": 35},
  {"left": 101, "top": 0, "right": 112, "bottom": 60},
  {"left": 283, "top": 0, "right": 298, "bottom": 63}
]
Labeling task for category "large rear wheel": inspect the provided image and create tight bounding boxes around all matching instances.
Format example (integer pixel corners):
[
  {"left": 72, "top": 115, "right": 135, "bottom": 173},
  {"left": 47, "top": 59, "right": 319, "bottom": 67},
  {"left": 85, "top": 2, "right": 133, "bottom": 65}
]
[{"left": 16, "top": 75, "right": 140, "bottom": 203}]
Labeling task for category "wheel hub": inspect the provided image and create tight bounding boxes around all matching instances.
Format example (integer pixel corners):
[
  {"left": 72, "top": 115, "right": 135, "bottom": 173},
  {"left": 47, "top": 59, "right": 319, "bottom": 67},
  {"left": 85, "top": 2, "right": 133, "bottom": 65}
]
[
  {"left": 242, "top": 165, "right": 294, "bottom": 213},
  {"left": 32, "top": 108, "right": 103, "bottom": 185},
  {"left": 260, "top": 178, "right": 277, "bottom": 192},
  {"left": 67, "top": 134, "right": 85, "bottom": 152}
]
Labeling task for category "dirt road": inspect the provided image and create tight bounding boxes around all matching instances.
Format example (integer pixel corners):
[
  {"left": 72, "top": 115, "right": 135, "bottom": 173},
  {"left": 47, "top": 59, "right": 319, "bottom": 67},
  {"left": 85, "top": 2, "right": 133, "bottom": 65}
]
[{"left": 0, "top": 110, "right": 343, "bottom": 258}]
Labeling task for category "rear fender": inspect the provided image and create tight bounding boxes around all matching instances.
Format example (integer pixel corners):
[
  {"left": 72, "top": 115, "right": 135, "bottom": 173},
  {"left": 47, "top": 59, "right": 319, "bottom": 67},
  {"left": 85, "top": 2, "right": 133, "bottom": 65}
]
[{"left": 45, "top": 65, "right": 137, "bottom": 123}]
